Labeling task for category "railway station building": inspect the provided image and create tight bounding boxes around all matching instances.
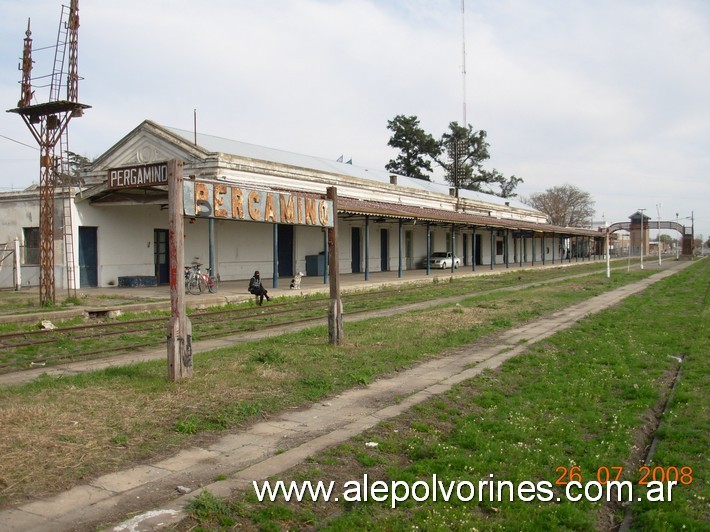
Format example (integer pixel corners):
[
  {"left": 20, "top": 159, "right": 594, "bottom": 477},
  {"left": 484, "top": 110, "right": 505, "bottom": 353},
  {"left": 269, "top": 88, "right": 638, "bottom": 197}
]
[{"left": 0, "top": 120, "right": 602, "bottom": 290}]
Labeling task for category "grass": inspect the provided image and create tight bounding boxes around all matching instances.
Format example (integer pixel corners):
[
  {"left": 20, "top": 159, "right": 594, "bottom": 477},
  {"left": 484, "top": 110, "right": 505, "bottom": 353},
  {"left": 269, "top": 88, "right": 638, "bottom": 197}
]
[
  {"left": 0, "top": 265, "right": 657, "bottom": 508},
  {"left": 0, "top": 261, "right": 635, "bottom": 371},
  {"left": 179, "top": 259, "right": 709, "bottom": 530},
  {"left": 0, "top": 291, "right": 149, "bottom": 316}
]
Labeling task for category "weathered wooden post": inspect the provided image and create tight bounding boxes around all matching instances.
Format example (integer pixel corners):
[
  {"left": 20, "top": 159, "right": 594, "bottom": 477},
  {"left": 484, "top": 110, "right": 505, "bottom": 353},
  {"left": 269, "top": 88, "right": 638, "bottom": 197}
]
[
  {"left": 326, "top": 186, "right": 343, "bottom": 345},
  {"left": 167, "top": 159, "right": 193, "bottom": 380}
]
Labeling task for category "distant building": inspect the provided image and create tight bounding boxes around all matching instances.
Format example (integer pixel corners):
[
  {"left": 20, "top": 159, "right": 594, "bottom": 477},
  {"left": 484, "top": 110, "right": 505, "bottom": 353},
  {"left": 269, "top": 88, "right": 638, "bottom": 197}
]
[{"left": 628, "top": 211, "right": 651, "bottom": 256}]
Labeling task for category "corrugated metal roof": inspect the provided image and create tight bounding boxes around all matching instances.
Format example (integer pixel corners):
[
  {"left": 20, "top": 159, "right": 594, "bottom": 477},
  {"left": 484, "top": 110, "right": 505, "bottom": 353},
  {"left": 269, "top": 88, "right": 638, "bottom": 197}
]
[
  {"left": 338, "top": 197, "right": 601, "bottom": 236},
  {"left": 165, "top": 126, "right": 531, "bottom": 211},
  {"left": 158, "top": 124, "right": 599, "bottom": 238}
]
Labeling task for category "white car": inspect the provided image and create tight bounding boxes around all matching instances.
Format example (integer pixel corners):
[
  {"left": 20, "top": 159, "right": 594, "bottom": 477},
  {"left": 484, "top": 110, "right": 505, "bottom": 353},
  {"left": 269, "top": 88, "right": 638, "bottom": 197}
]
[{"left": 429, "top": 251, "right": 460, "bottom": 269}]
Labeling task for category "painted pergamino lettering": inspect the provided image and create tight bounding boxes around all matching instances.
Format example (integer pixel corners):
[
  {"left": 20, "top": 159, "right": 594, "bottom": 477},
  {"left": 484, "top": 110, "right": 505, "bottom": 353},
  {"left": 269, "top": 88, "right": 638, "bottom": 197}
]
[{"left": 186, "top": 181, "right": 334, "bottom": 227}]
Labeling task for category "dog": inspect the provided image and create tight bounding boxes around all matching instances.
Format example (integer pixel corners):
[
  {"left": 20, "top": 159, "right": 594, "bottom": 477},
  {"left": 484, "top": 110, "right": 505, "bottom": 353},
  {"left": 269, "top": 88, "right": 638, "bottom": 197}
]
[{"left": 289, "top": 271, "right": 304, "bottom": 289}]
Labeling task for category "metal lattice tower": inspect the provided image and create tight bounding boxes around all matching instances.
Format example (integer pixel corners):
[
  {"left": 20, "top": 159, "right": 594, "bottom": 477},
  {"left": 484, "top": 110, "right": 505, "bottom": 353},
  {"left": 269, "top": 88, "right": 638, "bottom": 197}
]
[{"left": 7, "top": 0, "right": 89, "bottom": 305}]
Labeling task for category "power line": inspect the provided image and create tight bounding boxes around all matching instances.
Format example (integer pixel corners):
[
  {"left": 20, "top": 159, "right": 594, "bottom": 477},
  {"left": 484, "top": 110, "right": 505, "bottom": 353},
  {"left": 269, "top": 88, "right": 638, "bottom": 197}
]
[{"left": 0, "top": 134, "right": 39, "bottom": 151}]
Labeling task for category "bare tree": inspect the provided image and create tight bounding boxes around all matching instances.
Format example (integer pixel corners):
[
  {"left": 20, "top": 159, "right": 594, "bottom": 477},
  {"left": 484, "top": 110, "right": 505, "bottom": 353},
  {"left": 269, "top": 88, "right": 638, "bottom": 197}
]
[{"left": 523, "top": 184, "right": 595, "bottom": 227}]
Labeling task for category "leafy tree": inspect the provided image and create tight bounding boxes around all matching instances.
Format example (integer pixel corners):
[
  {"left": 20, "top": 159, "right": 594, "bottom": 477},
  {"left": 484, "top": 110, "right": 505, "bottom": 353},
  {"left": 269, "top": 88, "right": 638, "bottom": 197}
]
[
  {"left": 476, "top": 169, "right": 523, "bottom": 199},
  {"left": 67, "top": 151, "right": 91, "bottom": 176},
  {"left": 522, "top": 184, "right": 595, "bottom": 227},
  {"left": 385, "top": 116, "right": 523, "bottom": 197},
  {"left": 385, "top": 115, "right": 439, "bottom": 181},
  {"left": 434, "top": 122, "right": 488, "bottom": 191},
  {"left": 56, "top": 151, "right": 91, "bottom": 186}
]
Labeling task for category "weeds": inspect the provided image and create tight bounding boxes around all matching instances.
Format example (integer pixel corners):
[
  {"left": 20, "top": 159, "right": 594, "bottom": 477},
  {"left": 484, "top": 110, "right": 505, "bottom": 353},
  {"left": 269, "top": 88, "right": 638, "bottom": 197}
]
[{"left": 182, "top": 260, "right": 708, "bottom": 530}]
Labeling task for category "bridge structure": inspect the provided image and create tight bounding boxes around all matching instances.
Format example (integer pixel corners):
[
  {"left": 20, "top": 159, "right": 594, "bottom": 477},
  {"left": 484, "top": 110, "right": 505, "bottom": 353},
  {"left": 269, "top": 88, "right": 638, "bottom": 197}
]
[{"left": 608, "top": 211, "right": 693, "bottom": 256}]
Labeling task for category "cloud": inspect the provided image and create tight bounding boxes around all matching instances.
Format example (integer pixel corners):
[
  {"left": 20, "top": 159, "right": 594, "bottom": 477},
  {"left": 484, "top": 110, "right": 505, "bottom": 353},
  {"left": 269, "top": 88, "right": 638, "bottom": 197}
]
[{"left": 0, "top": 0, "right": 708, "bottom": 236}]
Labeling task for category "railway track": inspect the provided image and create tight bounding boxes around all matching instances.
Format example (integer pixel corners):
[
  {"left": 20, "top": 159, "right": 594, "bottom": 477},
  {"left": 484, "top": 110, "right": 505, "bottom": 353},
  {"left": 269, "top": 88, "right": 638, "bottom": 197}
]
[
  {"left": 0, "top": 262, "right": 637, "bottom": 375},
  {"left": 0, "top": 285, "right": 421, "bottom": 374}
]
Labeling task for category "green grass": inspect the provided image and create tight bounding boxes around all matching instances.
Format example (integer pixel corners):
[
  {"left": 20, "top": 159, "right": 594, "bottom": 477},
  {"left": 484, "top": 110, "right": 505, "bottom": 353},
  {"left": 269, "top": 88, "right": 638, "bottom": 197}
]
[
  {"left": 0, "top": 262, "right": 639, "bottom": 371},
  {"left": 182, "top": 260, "right": 709, "bottom": 530},
  {"left": 0, "top": 265, "right": 657, "bottom": 507},
  {"left": 0, "top": 291, "right": 147, "bottom": 315}
]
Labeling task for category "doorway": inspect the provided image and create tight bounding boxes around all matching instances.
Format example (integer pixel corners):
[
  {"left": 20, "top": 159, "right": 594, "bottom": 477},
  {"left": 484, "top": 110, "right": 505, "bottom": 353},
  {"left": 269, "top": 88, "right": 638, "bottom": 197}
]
[
  {"left": 78, "top": 226, "right": 98, "bottom": 287},
  {"left": 380, "top": 229, "right": 389, "bottom": 271},
  {"left": 462, "top": 233, "right": 469, "bottom": 266},
  {"left": 474, "top": 233, "right": 482, "bottom": 265},
  {"left": 278, "top": 225, "right": 294, "bottom": 277},
  {"left": 405, "top": 230, "right": 413, "bottom": 270},
  {"left": 351, "top": 227, "right": 361, "bottom": 273},
  {"left": 154, "top": 229, "right": 169, "bottom": 284}
]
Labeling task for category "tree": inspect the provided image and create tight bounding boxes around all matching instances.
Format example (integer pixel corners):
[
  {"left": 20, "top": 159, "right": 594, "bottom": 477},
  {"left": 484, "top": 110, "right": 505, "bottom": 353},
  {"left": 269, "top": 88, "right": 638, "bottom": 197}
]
[
  {"left": 385, "top": 116, "right": 523, "bottom": 197},
  {"left": 67, "top": 151, "right": 91, "bottom": 175},
  {"left": 434, "top": 122, "right": 488, "bottom": 190},
  {"left": 477, "top": 169, "right": 524, "bottom": 199},
  {"left": 523, "top": 184, "right": 595, "bottom": 227},
  {"left": 57, "top": 151, "right": 91, "bottom": 186},
  {"left": 385, "top": 115, "right": 439, "bottom": 181}
]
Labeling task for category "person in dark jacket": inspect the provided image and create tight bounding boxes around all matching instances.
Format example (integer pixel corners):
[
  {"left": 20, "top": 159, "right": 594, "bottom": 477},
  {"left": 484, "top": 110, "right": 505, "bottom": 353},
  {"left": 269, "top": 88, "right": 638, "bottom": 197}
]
[{"left": 248, "top": 270, "right": 271, "bottom": 305}]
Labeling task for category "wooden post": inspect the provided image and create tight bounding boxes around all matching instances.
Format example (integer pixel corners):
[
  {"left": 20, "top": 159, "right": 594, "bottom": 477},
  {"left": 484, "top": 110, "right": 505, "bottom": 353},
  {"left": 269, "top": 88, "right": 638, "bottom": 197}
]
[
  {"left": 326, "top": 187, "right": 343, "bottom": 345},
  {"left": 167, "top": 159, "right": 193, "bottom": 381}
]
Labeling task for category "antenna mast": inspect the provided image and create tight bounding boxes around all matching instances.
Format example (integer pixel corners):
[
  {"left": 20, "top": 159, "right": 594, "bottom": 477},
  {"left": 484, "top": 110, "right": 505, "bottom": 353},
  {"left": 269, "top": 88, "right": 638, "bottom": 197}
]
[{"left": 461, "top": 0, "right": 467, "bottom": 126}]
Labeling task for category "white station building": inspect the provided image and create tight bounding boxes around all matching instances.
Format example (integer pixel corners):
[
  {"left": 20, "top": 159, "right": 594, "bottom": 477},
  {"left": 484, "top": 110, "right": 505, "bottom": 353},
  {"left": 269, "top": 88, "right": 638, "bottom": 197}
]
[{"left": 0, "top": 120, "right": 602, "bottom": 290}]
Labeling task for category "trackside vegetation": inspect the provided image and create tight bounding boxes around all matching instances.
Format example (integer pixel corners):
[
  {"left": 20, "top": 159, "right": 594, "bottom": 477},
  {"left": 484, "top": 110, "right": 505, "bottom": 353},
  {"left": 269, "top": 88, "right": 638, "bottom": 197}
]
[
  {"left": 181, "top": 259, "right": 708, "bottom": 530},
  {"left": 0, "top": 264, "right": 652, "bottom": 507}
]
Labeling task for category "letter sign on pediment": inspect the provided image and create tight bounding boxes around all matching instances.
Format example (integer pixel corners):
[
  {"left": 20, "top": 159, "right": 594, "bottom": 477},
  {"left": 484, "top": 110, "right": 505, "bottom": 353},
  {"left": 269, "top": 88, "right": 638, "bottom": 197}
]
[{"left": 107, "top": 162, "right": 169, "bottom": 189}]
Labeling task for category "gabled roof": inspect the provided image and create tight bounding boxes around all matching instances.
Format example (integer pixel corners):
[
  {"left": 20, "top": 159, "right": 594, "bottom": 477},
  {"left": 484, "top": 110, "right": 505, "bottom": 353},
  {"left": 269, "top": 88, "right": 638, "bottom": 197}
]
[{"left": 76, "top": 120, "right": 601, "bottom": 238}]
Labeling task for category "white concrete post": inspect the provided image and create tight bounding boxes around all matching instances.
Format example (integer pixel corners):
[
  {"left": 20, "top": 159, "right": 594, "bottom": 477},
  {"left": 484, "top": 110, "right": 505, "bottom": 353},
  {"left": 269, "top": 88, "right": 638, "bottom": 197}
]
[{"left": 13, "top": 238, "right": 21, "bottom": 291}]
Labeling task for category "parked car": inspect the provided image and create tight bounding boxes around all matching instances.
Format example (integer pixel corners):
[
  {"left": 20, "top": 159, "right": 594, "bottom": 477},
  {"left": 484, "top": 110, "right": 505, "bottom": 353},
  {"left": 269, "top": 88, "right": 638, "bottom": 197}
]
[{"left": 429, "top": 251, "right": 460, "bottom": 269}]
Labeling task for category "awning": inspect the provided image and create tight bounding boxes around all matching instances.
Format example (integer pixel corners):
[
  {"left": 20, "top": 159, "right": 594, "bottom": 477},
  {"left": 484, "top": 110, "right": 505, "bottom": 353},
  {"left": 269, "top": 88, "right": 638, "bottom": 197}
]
[{"left": 338, "top": 197, "right": 601, "bottom": 238}]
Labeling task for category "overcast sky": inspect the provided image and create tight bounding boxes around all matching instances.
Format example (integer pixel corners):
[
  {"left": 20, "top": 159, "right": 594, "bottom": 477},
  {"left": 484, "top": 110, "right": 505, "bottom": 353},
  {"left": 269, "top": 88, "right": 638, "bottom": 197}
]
[{"left": 1, "top": 0, "right": 708, "bottom": 239}]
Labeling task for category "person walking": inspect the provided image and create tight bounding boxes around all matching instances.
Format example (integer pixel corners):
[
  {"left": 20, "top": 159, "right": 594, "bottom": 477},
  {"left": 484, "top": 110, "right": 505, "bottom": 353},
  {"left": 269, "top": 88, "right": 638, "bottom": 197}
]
[{"left": 248, "top": 270, "right": 271, "bottom": 305}]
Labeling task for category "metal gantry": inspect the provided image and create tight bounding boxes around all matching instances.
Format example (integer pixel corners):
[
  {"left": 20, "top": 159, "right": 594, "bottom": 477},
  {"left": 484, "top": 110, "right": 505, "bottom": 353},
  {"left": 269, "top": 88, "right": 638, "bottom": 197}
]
[{"left": 7, "top": 0, "right": 89, "bottom": 305}]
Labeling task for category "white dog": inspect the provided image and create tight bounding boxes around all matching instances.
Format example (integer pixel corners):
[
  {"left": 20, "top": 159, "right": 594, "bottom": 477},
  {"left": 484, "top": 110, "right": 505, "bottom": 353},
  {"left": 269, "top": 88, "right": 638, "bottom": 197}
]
[{"left": 289, "top": 271, "right": 304, "bottom": 289}]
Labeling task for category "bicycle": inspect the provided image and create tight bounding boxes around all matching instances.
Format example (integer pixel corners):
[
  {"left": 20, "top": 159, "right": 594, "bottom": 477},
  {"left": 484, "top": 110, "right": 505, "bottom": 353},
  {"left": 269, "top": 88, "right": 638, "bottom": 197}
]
[{"left": 184, "top": 263, "right": 218, "bottom": 294}]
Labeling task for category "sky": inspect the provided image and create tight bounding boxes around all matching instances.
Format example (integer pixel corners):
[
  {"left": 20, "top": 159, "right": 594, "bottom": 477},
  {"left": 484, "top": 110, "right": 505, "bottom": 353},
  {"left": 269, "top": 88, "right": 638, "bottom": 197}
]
[{"left": 1, "top": 0, "right": 708, "bottom": 240}]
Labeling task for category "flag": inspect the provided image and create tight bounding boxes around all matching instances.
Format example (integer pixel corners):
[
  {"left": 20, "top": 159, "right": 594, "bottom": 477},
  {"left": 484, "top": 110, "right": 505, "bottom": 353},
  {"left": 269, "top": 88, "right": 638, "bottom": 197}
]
[
  {"left": 336, "top": 155, "right": 343, "bottom": 162},
  {"left": 346, "top": 158, "right": 352, "bottom": 165}
]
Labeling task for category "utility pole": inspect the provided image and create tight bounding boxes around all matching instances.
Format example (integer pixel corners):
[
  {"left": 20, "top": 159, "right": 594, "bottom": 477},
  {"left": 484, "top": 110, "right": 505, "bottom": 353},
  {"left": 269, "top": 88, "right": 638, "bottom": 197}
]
[
  {"left": 638, "top": 209, "right": 646, "bottom": 270},
  {"left": 604, "top": 215, "right": 610, "bottom": 278},
  {"left": 656, "top": 203, "right": 662, "bottom": 266},
  {"left": 326, "top": 187, "right": 343, "bottom": 345},
  {"left": 167, "top": 160, "right": 192, "bottom": 381},
  {"left": 460, "top": 0, "right": 467, "bottom": 127}
]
